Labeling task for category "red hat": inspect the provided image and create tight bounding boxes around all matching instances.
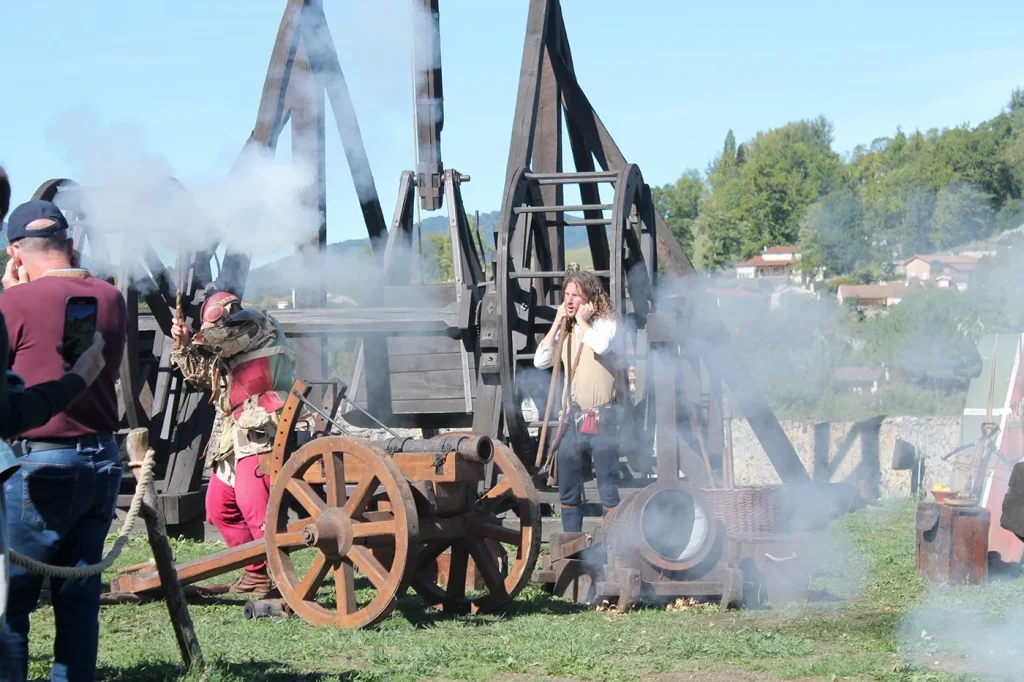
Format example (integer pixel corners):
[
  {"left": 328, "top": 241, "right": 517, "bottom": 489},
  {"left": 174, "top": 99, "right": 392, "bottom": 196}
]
[{"left": 200, "top": 291, "right": 240, "bottom": 324}]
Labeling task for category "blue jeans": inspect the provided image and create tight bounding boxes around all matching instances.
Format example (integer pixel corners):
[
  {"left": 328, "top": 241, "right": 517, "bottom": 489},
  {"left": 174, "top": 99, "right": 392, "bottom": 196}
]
[
  {"left": 0, "top": 435, "right": 122, "bottom": 682},
  {"left": 557, "top": 422, "right": 622, "bottom": 532}
]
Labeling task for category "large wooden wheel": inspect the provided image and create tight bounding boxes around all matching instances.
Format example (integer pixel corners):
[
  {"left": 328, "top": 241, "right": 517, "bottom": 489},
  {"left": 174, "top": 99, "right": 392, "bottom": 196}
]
[
  {"left": 410, "top": 434, "right": 541, "bottom": 613},
  {"left": 265, "top": 436, "right": 419, "bottom": 628}
]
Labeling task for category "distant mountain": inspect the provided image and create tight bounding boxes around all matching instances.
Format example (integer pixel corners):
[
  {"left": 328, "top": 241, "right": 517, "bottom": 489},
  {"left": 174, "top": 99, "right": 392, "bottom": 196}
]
[{"left": 244, "top": 208, "right": 600, "bottom": 298}]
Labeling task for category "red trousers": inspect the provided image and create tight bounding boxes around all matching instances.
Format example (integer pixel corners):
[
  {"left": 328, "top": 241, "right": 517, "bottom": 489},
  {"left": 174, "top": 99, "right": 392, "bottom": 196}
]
[{"left": 205, "top": 456, "right": 270, "bottom": 573}]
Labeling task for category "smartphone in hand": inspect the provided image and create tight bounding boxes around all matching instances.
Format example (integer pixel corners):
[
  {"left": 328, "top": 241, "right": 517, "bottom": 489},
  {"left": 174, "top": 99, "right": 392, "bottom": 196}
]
[{"left": 62, "top": 296, "right": 99, "bottom": 365}]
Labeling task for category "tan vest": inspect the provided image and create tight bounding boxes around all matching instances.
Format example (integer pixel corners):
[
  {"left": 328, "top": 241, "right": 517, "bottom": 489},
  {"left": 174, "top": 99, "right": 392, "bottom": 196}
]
[{"left": 562, "top": 325, "right": 619, "bottom": 412}]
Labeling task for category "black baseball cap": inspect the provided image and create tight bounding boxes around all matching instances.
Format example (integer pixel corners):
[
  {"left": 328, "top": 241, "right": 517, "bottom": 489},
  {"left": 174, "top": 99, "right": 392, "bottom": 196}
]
[{"left": 6, "top": 200, "right": 70, "bottom": 243}]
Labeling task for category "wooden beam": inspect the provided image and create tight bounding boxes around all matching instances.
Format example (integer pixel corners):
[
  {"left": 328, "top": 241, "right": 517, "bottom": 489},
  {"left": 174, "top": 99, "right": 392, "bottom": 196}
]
[
  {"left": 503, "top": 0, "right": 553, "bottom": 185},
  {"left": 299, "top": 1, "right": 388, "bottom": 255},
  {"left": 533, "top": 20, "right": 564, "bottom": 274},
  {"left": 219, "top": 0, "right": 304, "bottom": 296},
  {"left": 548, "top": 10, "right": 693, "bottom": 276},
  {"left": 289, "top": 38, "right": 328, "bottom": 398}
]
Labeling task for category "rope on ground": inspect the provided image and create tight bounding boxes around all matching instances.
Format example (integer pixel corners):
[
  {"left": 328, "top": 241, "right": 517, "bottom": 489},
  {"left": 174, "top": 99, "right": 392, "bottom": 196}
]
[{"left": 8, "top": 446, "right": 157, "bottom": 578}]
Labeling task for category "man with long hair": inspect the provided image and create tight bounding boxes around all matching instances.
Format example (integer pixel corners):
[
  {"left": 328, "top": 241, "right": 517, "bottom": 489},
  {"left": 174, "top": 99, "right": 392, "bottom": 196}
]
[{"left": 534, "top": 269, "right": 625, "bottom": 532}]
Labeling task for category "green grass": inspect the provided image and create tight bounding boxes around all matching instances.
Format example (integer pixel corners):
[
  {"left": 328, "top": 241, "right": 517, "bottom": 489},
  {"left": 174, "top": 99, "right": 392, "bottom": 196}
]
[{"left": 18, "top": 500, "right": 1024, "bottom": 681}]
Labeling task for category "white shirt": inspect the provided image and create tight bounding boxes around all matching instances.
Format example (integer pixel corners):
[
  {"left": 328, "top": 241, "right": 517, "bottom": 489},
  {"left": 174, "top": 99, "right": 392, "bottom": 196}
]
[{"left": 534, "top": 316, "right": 621, "bottom": 369}]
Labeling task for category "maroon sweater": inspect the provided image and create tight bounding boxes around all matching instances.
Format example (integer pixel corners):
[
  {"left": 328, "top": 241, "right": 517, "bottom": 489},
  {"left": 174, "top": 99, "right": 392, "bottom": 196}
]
[{"left": 0, "top": 271, "right": 128, "bottom": 439}]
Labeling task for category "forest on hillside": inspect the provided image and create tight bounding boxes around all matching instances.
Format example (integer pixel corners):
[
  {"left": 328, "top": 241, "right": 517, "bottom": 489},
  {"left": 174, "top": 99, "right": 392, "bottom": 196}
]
[
  {"left": 650, "top": 89, "right": 1024, "bottom": 421},
  {"left": 653, "top": 89, "right": 1024, "bottom": 278}
]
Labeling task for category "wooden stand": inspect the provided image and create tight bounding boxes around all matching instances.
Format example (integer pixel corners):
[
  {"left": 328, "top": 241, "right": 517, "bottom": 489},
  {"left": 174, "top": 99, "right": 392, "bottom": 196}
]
[
  {"left": 916, "top": 502, "right": 990, "bottom": 585},
  {"left": 124, "top": 428, "right": 204, "bottom": 670}
]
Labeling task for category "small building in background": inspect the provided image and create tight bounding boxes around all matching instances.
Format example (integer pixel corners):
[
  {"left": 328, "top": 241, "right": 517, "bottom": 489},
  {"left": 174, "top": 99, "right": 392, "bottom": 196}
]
[
  {"left": 836, "top": 281, "right": 910, "bottom": 313},
  {"left": 904, "top": 254, "right": 979, "bottom": 289},
  {"left": 832, "top": 365, "right": 889, "bottom": 394}
]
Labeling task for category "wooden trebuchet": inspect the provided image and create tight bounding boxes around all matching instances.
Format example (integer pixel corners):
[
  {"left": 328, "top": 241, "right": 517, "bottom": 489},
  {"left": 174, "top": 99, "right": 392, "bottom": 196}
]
[{"left": 125, "top": 428, "right": 204, "bottom": 670}]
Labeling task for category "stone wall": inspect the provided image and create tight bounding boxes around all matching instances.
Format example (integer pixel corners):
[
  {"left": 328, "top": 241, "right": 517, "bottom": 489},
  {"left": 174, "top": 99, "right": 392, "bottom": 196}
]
[{"left": 729, "top": 416, "right": 963, "bottom": 497}]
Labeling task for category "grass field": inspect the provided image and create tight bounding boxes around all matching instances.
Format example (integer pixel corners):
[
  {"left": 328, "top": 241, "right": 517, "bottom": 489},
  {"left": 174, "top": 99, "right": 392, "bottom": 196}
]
[{"left": 19, "top": 500, "right": 1024, "bottom": 681}]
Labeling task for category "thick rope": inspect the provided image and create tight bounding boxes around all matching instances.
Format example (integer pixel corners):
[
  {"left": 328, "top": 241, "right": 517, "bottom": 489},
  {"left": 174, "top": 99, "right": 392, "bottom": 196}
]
[{"left": 8, "top": 447, "right": 157, "bottom": 578}]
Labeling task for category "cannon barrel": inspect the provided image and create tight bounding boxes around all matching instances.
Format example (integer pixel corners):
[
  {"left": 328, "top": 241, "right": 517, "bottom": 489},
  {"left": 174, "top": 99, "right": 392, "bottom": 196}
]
[{"left": 373, "top": 434, "right": 494, "bottom": 465}]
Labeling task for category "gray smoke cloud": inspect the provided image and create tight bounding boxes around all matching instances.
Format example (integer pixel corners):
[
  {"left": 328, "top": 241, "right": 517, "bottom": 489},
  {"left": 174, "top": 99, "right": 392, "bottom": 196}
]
[
  {"left": 899, "top": 583, "right": 1024, "bottom": 679},
  {"left": 45, "top": 112, "right": 321, "bottom": 290}
]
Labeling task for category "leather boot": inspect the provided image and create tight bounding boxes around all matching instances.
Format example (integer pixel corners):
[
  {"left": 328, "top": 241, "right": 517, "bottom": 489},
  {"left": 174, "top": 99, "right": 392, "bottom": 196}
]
[{"left": 229, "top": 569, "right": 273, "bottom": 595}]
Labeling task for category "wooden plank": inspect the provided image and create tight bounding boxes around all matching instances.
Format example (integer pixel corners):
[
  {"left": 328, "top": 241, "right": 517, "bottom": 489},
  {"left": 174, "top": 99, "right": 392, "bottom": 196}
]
[
  {"left": 534, "top": 28, "right": 564, "bottom": 275},
  {"left": 549, "top": 12, "right": 693, "bottom": 277},
  {"left": 387, "top": 353, "right": 475, "bottom": 373},
  {"left": 390, "top": 369, "right": 476, "bottom": 399},
  {"left": 503, "top": 0, "right": 553, "bottom": 184},
  {"left": 111, "top": 538, "right": 268, "bottom": 595},
  {"left": 701, "top": 317, "right": 809, "bottom": 484},
  {"left": 290, "top": 39, "right": 328, "bottom": 400},
  {"left": 298, "top": 452, "right": 482, "bottom": 485},
  {"left": 219, "top": 0, "right": 304, "bottom": 293},
  {"left": 381, "top": 285, "right": 457, "bottom": 308},
  {"left": 391, "top": 398, "right": 472, "bottom": 414},
  {"left": 299, "top": 2, "right": 388, "bottom": 253},
  {"left": 386, "top": 335, "right": 468, "bottom": 356},
  {"left": 653, "top": 341, "right": 679, "bottom": 481},
  {"left": 383, "top": 171, "right": 416, "bottom": 282},
  {"left": 272, "top": 308, "right": 460, "bottom": 336}
]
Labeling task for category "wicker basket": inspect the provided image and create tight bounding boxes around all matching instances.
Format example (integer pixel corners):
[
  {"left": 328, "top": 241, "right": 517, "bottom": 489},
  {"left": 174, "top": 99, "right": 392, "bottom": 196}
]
[{"left": 699, "top": 485, "right": 783, "bottom": 534}]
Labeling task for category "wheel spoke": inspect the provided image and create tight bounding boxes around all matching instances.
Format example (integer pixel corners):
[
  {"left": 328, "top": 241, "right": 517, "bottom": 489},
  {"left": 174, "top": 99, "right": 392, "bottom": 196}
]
[
  {"left": 348, "top": 546, "right": 390, "bottom": 590},
  {"left": 297, "top": 552, "right": 332, "bottom": 602},
  {"left": 480, "top": 477, "right": 512, "bottom": 503},
  {"left": 286, "top": 479, "right": 326, "bottom": 518},
  {"left": 323, "top": 451, "right": 347, "bottom": 508},
  {"left": 273, "top": 531, "right": 307, "bottom": 549},
  {"left": 351, "top": 521, "right": 395, "bottom": 538},
  {"left": 336, "top": 560, "right": 357, "bottom": 618},
  {"left": 415, "top": 541, "right": 449, "bottom": 572},
  {"left": 446, "top": 543, "right": 469, "bottom": 600},
  {"left": 476, "top": 521, "right": 521, "bottom": 546},
  {"left": 469, "top": 540, "right": 508, "bottom": 597},
  {"left": 343, "top": 475, "right": 378, "bottom": 518}
]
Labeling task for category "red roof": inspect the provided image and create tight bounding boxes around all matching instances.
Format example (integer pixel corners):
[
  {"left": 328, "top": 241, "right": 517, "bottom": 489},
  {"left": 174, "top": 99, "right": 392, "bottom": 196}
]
[
  {"left": 764, "top": 245, "right": 796, "bottom": 254},
  {"left": 737, "top": 255, "right": 794, "bottom": 267},
  {"left": 906, "top": 254, "right": 980, "bottom": 266}
]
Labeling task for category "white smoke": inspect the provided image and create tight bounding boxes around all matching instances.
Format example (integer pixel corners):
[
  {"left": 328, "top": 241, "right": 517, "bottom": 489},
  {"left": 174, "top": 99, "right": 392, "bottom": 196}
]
[
  {"left": 899, "top": 582, "right": 1024, "bottom": 679},
  {"left": 45, "top": 112, "right": 320, "bottom": 283}
]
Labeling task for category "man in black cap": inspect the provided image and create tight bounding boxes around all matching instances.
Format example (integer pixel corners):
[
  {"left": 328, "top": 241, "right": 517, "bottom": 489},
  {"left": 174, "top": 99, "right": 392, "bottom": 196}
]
[
  {"left": 0, "top": 175, "right": 108, "bottom": 637},
  {"left": 0, "top": 198, "right": 127, "bottom": 682}
]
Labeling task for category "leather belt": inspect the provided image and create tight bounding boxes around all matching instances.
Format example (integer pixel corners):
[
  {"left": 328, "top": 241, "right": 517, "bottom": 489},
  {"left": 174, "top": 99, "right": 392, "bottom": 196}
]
[{"left": 11, "top": 434, "right": 112, "bottom": 456}]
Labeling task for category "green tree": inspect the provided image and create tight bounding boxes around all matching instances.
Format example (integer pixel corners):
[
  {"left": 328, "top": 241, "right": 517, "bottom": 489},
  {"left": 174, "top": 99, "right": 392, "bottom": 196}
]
[
  {"left": 653, "top": 169, "right": 703, "bottom": 251},
  {"left": 797, "top": 185, "right": 870, "bottom": 277},
  {"left": 930, "top": 182, "right": 995, "bottom": 249}
]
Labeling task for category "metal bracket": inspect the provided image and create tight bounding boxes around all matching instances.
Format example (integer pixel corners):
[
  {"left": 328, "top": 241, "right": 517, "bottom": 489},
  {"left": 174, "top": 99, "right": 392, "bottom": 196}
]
[{"left": 433, "top": 450, "right": 450, "bottom": 475}]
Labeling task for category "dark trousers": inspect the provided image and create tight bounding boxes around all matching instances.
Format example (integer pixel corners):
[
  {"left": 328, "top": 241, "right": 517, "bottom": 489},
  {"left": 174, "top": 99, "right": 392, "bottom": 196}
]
[
  {"left": 557, "top": 424, "right": 621, "bottom": 532},
  {"left": 0, "top": 435, "right": 122, "bottom": 682}
]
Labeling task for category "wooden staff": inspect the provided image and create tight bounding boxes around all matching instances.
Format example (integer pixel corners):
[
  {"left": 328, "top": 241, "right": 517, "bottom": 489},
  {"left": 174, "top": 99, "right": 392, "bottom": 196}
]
[
  {"left": 125, "top": 428, "right": 203, "bottom": 670},
  {"left": 175, "top": 260, "right": 184, "bottom": 348},
  {"left": 535, "top": 317, "right": 568, "bottom": 469}
]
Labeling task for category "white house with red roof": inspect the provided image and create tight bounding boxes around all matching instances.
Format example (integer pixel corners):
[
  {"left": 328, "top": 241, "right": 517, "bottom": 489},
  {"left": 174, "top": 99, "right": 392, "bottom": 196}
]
[{"left": 734, "top": 245, "right": 820, "bottom": 283}]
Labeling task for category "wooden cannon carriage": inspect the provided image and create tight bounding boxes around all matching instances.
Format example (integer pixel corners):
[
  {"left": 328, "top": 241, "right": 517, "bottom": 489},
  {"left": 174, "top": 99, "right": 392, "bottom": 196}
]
[{"left": 111, "top": 379, "right": 541, "bottom": 628}]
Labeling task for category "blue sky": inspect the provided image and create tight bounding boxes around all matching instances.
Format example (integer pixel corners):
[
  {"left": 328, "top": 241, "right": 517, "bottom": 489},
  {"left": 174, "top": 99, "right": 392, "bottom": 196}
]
[{"left": 3, "top": 0, "right": 1024, "bottom": 253}]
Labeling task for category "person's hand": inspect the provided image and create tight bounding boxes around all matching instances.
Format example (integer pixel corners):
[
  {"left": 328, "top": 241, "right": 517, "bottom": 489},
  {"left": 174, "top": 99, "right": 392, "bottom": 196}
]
[
  {"left": 63, "top": 332, "right": 106, "bottom": 387},
  {"left": 554, "top": 303, "right": 567, "bottom": 325},
  {"left": 575, "top": 302, "right": 594, "bottom": 325},
  {"left": 2, "top": 258, "right": 28, "bottom": 290},
  {"left": 171, "top": 318, "right": 191, "bottom": 343}
]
